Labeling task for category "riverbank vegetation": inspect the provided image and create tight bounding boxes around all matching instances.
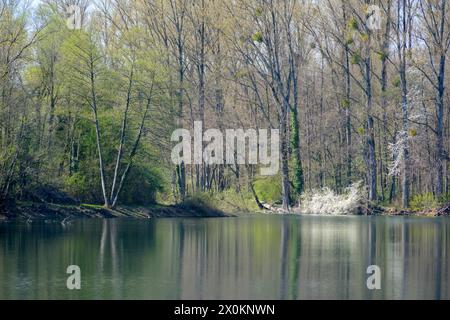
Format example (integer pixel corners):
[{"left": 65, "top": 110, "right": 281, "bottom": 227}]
[{"left": 1, "top": 0, "right": 449, "bottom": 217}]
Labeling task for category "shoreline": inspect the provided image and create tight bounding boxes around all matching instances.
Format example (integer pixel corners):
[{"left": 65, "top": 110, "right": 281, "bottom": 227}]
[
  {"left": 1, "top": 201, "right": 449, "bottom": 222},
  {"left": 0, "top": 202, "right": 231, "bottom": 222},
  {"left": 259, "top": 202, "right": 450, "bottom": 217}
]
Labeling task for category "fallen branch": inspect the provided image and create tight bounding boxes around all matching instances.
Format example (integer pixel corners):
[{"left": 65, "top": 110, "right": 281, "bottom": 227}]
[{"left": 436, "top": 202, "right": 450, "bottom": 216}]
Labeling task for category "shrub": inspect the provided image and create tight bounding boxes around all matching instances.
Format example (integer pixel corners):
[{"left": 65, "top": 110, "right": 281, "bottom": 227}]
[
  {"left": 299, "top": 182, "right": 364, "bottom": 215},
  {"left": 180, "top": 192, "right": 224, "bottom": 216},
  {"left": 409, "top": 193, "right": 438, "bottom": 211},
  {"left": 183, "top": 190, "right": 260, "bottom": 214},
  {"left": 64, "top": 173, "right": 90, "bottom": 201},
  {"left": 119, "top": 165, "right": 164, "bottom": 205},
  {"left": 217, "top": 189, "right": 260, "bottom": 212}
]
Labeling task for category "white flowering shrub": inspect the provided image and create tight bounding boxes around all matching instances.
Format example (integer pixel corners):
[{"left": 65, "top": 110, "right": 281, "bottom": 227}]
[
  {"left": 298, "top": 181, "right": 365, "bottom": 215},
  {"left": 388, "top": 130, "right": 408, "bottom": 177},
  {"left": 388, "top": 73, "right": 421, "bottom": 177}
]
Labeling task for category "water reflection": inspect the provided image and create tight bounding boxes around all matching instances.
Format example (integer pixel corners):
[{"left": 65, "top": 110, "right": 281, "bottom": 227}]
[{"left": 0, "top": 216, "right": 449, "bottom": 299}]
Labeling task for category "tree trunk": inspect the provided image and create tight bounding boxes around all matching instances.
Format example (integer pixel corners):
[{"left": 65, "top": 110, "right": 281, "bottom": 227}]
[
  {"left": 435, "top": 53, "right": 446, "bottom": 198},
  {"left": 280, "top": 108, "right": 291, "bottom": 211},
  {"left": 90, "top": 63, "right": 110, "bottom": 208},
  {"left": 365, "top": 54, "right": 377, "bottom": 202},
  {"left": 110, "top": 68, "right": 134, "bottom": 204}
]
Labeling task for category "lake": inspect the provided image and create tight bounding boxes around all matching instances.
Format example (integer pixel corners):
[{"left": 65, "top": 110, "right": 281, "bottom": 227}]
[{"left": 0, "top": 215, "right": 449, "bottom": 299}]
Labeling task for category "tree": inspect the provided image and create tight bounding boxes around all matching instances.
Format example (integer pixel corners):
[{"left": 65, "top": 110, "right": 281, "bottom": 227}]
[{"left": 416, "top": 0, "right": 449, "bottom": 200}]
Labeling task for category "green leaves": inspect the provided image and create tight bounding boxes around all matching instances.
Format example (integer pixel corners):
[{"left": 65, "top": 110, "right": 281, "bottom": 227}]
[
  {"left": 350, "top": 50, "right": 361, "bottom": 65},
  {"left": 251, "top": 31, "right": 264, "bottom": 43},
  {"left": 377, "top": 51, "right": 389, "bottom": 62},
  {"left": 341, "top": 99, "right": 350, "bottom": 109},
  {"left": 357, "top": 127, "right": 365, "bottom": 135},
  {"left": 255, "top": 7, "right": 263, "bottom": 17},
  {"left": 253, "top": 176, "right": 282, "bottom": 204},
  {"left": 347, "top": 18, "right": 359, "bottom": 31},
  {"left": 409, "top": 129, "right": 417, "bottom": 137}
]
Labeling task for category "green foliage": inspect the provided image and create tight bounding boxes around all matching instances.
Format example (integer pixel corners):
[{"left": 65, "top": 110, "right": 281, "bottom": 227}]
[
  {"left": 350, "top": 50, "right": 361, "bottom": 65},
  {"left": 179, "top": 192, "right": 222, "bottom": 214},
  {"left": 4, "top": 0, "right": 447, "bottom": 213},
  {"left": 357, "top": 127, "right": 365, "bottom": 135},
  {"left": 185, "top": 190, "right": 260, "bottom": 213},
  {"left": 251, "top": 31, "right": 264, "bottom": 43},
  {"left": 81, "top": 204, "right": 105, "bottom": 210},
  {"left": 409, "top": 129, "right": 417, "bottom": 137},
  {"left": 219, "top": 189, "right": 260, "bottom": 212},
  {"left": 341, "top": 99, "right": 350, "bottom": 109},
  {"left": 120, "top": 165, "right": 164, "bottom": 205},
  {"left": 410, "top": 193, "right": 439, "bottom": 211},
  {"left": 347, "top": 18, "right": 359, "bottom": 31},
  {"left": 346, "top": 36, "right": 354, "bottom": 45},
  {"left": 406, "top": 50, "right": 413, "bottom": 60},
  {"left": 64, "top": 173, "right": 89, "bottom": 199},
  {"left": 253, "top": 176, "right": 282, "bottom": 204},
  {"left": 377, "top": 51, "right": 389, "bottom": 62},
  {"left": 392, "top": 76, "right": 401, "bottom": 88},
  {"left": 360, "top": 33, "right": 369, "bottom": 42}
]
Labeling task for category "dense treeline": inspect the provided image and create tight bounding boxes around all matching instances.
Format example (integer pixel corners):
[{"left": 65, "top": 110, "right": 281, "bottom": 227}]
[{"left": 0, "top": 0, "right": 449, "bottom": 211}]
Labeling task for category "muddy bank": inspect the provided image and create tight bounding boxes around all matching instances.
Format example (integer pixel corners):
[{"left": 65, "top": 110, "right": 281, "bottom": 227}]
[{"left": 0, "top": 202, "right": 230, "bottom": 222}]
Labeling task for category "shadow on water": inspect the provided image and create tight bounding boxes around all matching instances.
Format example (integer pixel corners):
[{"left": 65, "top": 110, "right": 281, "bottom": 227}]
[{"left": 0, "top": 216, "right": 449, "bottom": 299}]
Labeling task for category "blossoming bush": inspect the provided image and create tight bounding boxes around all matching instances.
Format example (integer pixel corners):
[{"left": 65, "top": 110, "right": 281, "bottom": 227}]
[{"left": 298, "top": 182, "right": 364, "bottom": 215}]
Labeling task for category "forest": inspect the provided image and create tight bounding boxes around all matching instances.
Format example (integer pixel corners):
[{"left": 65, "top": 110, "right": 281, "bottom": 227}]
[{"left": 0, "top": 0, "right": 449, "bottom": 214}]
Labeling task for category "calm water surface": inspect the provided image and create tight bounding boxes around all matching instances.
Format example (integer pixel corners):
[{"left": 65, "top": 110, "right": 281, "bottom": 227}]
[{"left": 0, "top": 215, "right": 449, "bottom": 299}]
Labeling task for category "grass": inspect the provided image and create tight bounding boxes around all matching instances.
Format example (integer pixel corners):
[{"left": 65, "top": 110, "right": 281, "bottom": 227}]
[
  {"left": 253, "top": 175, "right": 282, "bottom": 204},
  {"left": 81, "top": 203, "right": 106, "bottom": 210},
  {"left": 179, "top": 190, "right": 261, "bottom": 214},
  {"left": 213, "top": 189, "right": 261, "bottom": 213}
]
